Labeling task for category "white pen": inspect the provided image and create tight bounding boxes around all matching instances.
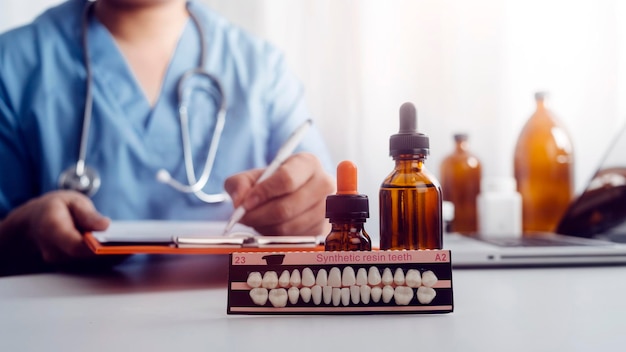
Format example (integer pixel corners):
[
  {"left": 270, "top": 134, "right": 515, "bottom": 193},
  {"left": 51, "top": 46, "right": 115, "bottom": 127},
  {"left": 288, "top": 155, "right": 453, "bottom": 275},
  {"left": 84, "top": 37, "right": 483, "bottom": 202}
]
[{"left": 222, "top": 119, "right": 313, "bottom": 235}]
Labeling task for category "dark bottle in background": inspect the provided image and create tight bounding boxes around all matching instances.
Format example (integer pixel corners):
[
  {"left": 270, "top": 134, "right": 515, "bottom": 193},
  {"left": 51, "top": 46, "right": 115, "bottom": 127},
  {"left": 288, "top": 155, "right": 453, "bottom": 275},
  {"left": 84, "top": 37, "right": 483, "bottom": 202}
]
[
  {"left": 379, "top": 102, "right": 443, "bottom": 250},
  {"left": 514, "top": 92, "right": 574, "bottom": 233},
  {"left": 440, "top": 133, "right": 482, "bottom": 235}
]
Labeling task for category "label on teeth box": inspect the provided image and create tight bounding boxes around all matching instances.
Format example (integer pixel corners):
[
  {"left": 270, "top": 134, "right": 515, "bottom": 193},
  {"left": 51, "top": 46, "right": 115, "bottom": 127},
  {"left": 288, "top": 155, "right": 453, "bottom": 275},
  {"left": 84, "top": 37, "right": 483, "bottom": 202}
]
[{"left": 227, "top": 250, "right": 453, "bottom": 315}]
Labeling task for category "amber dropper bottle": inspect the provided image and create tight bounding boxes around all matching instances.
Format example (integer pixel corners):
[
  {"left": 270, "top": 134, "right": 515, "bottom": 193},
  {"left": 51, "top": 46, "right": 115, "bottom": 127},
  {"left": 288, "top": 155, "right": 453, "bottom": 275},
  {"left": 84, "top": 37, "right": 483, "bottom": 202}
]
[
  {"left": 324, "top": 160, "right": 372, "bottom": 251},
  {"left": 379, "top": 102, "right": 443, "bottom": 250}
]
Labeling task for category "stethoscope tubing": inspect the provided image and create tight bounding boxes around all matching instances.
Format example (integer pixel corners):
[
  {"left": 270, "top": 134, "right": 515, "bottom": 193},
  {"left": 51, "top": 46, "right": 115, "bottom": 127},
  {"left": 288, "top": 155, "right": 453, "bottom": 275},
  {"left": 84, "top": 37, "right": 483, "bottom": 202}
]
[
  {"left": 60, "top": 1, "right": 228, "bottom": 203},
  {"left": 77, "top": 0, "right": 94, "bottom": 178},
  {"left": 171, "top": 68, "right": 227, "bottom": 194}
]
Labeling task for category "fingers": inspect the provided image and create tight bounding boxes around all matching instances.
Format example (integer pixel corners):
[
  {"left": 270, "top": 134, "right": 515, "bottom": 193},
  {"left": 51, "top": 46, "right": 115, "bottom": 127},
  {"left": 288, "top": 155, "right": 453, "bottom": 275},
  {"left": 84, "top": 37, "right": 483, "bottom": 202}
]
[
  {"left": 225, "top": 153, "right": 335, "bottom": 236},
  {"left": 18, "top": 191, "right": 106, "bottom": 264},
  {"left": 224, "top": 169, "right": 264, "bottom": 208},
  {"left": 226, "top": 153, "right": 329, "bottom": 208},
  {"left": 249, "top": 189, "right": 331, "bottom": 236},
  {"left": 67, "top": 194, "right": 111, "bottom": 232},
  {"left": 248, "top": 153, "right": 322, "bottom": 208}
]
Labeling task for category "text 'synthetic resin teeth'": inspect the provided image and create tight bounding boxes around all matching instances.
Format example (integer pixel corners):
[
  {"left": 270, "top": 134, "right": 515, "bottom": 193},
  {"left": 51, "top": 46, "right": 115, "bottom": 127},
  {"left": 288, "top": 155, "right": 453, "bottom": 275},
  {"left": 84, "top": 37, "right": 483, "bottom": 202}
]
[
  {"left": 350, "top": 286, "right": 360, "bottom": 305},
  {"left": 368, "top": 266, "right": 382, "bottom": 286},
  {"left": 394, "top": 268, "right": 406, "bottom": 286},
  {"left": 405, "top": 269, "right": 422, "bottom": 288},
  {"left": 300, "top": 287, "right": 312, "bottom": 303},
  {"left": 311, "top": 285, "right": 322, "bottom": 305},
  {"left": 288, "top": 287, "right": 300, "bottom": 305},
  {"left": 289, "top": 269, "right": 302, "bottom": 287},
  {"left": 316, "top": 268, "right": 328, "bottom": 286},
  {"left": 382, "top": 268, "right": 394, "bottom": 286},
  {"left": 382, "top": 285, "right": 394, "bottom": 303},
  {"left": 332, "top": 288, "right": 342, "bottom": 306},
  {"left": 279, "top": 270, "right": 291, "bottom": 288},
  {"left": 323, "top": 286, "right": 333, "bottom": 305},
  {"left": 421, "top": 270, "right": 438, "bottom": 287},
  {"left": 370, "top": 286, "right": 382, "bottom": 303},
  {"left": 342, "top": 266, "right": 356, "bottom": 287},
  {"left": 394, "top": 286, "right": 414, "bottom": 305},
  {"left": 356, "top": 268, "right": 368, "bottom": 286},
  {"left": 360, "top": 285, "right": 371, "bottom": 304},
  {"left": 247, "top": 272, "right": 262, "bottom": 288},
  {"left": 249, "top": 288, "right": 269, "bottom": 306},
  {"left": 262, "top": 271, "right": 279, "bottom": 289},
  {"left": 301, "top": 267, "right": 316, "bottom": 287},
  {"left": 417, "top": 286, "right": 437, "bottom": 304},
  {"left": 341, "top": 288, "right": 350, "bottom": 306},
  {"left": 269, "top": 288, "right": 288, "bottom": 308}
]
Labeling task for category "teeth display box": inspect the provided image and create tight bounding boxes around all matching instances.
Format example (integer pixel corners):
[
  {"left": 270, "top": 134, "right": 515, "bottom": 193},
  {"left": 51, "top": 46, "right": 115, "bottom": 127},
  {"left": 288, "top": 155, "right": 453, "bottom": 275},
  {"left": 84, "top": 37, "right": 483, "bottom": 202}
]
[{"left": 227, "top": 250, "right": 453, "bottom": 315}]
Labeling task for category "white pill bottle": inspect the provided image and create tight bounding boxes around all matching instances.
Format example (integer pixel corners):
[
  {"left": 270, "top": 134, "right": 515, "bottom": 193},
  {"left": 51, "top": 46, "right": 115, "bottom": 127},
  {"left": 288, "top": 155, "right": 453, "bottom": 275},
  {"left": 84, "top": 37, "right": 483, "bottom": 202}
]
[{"left": 476, "top": 177, "right": 522, "bottom": 237}]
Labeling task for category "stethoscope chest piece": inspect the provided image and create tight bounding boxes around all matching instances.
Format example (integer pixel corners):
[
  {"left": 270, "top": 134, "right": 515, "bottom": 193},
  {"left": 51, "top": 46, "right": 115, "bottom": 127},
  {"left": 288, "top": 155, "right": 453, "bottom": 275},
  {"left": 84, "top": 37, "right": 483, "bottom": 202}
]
[{"left": 58, "top": 165, "right": 101, "bottom": 197}]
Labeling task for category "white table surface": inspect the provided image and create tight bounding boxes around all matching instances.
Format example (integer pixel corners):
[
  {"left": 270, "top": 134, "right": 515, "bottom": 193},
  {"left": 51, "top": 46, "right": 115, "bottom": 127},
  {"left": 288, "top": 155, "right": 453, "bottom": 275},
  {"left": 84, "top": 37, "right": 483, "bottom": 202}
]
[{"left": 1, "top": 254, "right": 625, "bottom": 352}]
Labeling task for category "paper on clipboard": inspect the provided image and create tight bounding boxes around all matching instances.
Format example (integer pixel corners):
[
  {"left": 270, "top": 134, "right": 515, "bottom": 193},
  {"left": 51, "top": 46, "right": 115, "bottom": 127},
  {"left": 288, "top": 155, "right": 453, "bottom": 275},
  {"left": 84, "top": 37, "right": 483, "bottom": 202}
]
[
  {"left": 92, "top": 220, "right": 257, "bottom": 245},
  {"left": 85, "top": 220, "right": 325, "bottom": 255}
]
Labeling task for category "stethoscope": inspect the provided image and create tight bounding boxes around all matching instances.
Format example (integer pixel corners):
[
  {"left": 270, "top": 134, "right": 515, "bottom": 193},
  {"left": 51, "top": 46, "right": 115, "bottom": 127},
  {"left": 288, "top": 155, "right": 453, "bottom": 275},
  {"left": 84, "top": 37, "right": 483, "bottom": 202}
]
[{"left": 58, "top": 1, "right": 228, "bottom": 203}]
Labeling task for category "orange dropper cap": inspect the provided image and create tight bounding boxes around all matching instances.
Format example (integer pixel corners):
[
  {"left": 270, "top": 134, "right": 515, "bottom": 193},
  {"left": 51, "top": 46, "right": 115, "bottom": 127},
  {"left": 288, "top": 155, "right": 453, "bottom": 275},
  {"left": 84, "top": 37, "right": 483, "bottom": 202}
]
[
  {"left": 336, "top": 160, "right": 358, "bottom": 195},
  {"left": 326, "top": 160, "right": 369, "bottom": 221}
]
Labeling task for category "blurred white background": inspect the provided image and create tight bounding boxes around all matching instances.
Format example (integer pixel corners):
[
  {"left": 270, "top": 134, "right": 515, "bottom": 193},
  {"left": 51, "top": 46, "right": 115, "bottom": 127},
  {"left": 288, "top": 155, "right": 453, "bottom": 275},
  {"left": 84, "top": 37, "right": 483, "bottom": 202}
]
[{"left": 2, "top": 0, "right": 625, "bottom": 234}]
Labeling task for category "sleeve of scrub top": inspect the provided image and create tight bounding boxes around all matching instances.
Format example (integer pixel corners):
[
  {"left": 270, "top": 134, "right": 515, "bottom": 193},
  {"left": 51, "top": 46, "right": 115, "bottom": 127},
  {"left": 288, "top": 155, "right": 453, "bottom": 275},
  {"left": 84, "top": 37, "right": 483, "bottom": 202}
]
[
  {"left": 260, "top": 46, "right": 335, "bottom": 175},
  {"left": 0, "top": 82, "right": 34, "bottom": 218}
]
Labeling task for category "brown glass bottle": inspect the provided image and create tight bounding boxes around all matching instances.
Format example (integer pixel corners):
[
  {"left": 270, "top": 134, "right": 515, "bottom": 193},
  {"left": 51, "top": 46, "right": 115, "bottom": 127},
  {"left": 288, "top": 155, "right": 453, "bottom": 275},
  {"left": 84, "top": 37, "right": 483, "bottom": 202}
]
[
  {"left": 325, "top": 160, "right": 372, "bottom": 251},
  {"left": 379, "top": 103, "right": 443, "bottom": 250},
  {"left": 514, "top": 92, "right": 574, "bottom": 233},
  {"left": 440, "top": 133, "right": 482, "bottom": 234}
]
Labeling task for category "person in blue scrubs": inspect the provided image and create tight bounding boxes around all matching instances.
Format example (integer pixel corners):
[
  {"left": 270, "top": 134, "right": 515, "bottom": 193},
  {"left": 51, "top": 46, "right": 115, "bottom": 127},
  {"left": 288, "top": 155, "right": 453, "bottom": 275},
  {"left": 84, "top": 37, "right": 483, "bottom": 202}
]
[{"left": 0, "top": 0, "right": 335, "bottom": 275}]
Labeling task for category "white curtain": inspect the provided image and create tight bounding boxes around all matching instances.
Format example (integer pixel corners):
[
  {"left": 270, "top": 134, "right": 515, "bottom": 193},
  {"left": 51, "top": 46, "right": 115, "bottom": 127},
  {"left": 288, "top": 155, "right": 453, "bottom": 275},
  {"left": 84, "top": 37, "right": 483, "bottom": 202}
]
[
  {"left": 208, "top": 0, "right": 626, "bottom": 232},
  {"left": 3, "top": 0, "right": 626, "bottom": 233}
]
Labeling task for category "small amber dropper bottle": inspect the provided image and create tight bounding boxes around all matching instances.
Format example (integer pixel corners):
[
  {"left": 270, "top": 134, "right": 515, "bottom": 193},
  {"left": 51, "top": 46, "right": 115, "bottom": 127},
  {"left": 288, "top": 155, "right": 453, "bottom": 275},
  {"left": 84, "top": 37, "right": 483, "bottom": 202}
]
[
  {"left": 379, "top": 102, "right": 443, "bottom": 250},
  {"left": 324, "top": 160, "right": 372, "bottom": 251}
]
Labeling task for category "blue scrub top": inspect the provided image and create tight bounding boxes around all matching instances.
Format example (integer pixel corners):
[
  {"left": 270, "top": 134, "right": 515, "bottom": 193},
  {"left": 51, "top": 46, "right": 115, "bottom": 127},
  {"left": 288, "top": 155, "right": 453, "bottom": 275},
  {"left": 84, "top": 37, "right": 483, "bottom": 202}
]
[{"left": 0, "top": 0, "right": 333, "bottom": 221}]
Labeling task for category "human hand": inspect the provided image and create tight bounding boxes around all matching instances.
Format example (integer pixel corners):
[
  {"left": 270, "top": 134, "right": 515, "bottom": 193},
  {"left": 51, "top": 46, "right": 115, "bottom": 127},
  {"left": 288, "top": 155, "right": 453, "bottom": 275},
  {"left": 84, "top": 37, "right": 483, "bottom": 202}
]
[
  {"left": 224, "top": 152, "right": 335, "bottom": 236},
  {"left": 1, "top": 190, "right": 110, "bottom": 266}
]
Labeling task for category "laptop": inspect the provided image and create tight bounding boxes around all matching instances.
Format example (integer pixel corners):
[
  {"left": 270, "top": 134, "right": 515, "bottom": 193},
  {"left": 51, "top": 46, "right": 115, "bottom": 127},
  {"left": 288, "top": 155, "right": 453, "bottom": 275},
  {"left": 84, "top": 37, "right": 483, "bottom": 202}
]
[{"left": 447, "top": 122, "right": 626, "bottom": 267}]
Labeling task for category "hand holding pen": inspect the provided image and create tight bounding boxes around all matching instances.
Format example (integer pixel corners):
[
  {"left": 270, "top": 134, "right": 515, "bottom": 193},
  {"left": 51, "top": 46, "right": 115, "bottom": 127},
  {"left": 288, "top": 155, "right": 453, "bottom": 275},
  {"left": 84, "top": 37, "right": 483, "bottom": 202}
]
[{"left": 223, "top": 120, "right": 335, "bottom": 237}]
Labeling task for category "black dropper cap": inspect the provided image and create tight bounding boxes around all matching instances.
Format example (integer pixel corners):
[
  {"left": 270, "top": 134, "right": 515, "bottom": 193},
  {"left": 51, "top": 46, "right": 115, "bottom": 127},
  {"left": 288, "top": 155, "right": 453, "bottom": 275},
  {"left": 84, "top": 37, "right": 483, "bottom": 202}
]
[
  {"left": 453, "top": 133, "right": 468, "bottom": 143},
  {"left": 326, "top": 194, "right": 369, "bottom": 221},
  {"left": 389, "top": 102, "right": 430, "bottom": 157}
]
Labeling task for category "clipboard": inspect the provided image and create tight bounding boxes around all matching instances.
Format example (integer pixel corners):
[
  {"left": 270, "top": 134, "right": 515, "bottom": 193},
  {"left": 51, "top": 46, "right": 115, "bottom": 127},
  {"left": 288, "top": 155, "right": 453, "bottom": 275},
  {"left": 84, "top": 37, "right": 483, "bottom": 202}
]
[{"left": 84, "top": 221, "right": 325, "bottom": 255}]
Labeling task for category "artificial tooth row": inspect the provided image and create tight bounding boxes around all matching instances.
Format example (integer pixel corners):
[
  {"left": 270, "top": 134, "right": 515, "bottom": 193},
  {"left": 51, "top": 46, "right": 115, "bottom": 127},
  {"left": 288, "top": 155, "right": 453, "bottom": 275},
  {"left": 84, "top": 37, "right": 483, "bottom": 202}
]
[
  {"left": 249, "top": 284, "right": 437, "bottom": 307},
  {"left": 246, "top": 267, "right": 438, "bottom": 289},
  {"left": 246, "top": 267, "right": 438, "bottom": 307}
]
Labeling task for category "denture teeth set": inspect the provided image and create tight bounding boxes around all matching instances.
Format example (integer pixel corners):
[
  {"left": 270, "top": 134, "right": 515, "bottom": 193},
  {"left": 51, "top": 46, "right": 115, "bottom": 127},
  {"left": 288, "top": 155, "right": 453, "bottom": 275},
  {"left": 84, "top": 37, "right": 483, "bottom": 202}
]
[{"left": 227, "top": 250, "right": 453, "bottom": 314}]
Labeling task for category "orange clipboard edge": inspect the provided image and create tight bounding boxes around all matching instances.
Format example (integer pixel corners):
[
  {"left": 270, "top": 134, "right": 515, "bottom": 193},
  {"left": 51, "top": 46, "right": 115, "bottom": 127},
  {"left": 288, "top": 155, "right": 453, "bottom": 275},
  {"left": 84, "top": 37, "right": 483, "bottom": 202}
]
[{"left": 83, "top": 232, "right": 326, "bottom": 255}]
